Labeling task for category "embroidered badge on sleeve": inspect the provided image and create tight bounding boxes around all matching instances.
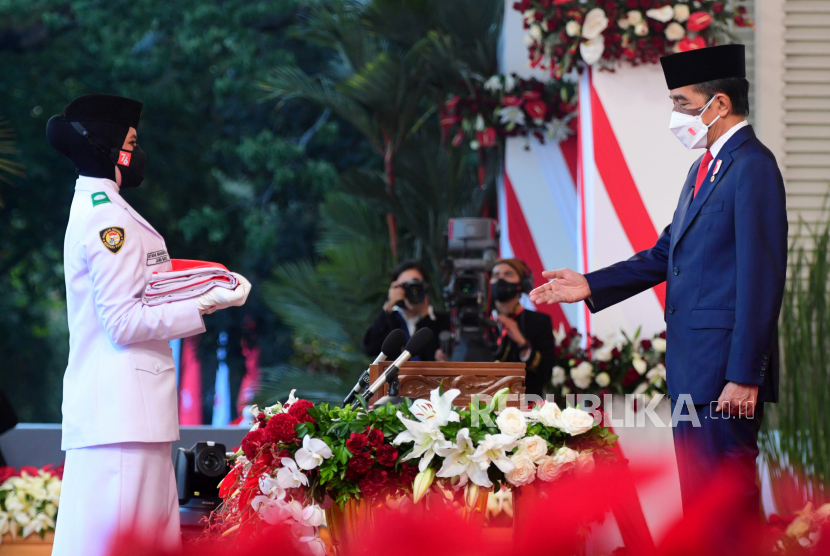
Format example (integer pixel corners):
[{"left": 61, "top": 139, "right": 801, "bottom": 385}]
[
  {"left": 91, "top": 192, "right": 111, "bottom": 207},
  {"left": 99, "top": 227, "right": 125, "bottom": 254}
]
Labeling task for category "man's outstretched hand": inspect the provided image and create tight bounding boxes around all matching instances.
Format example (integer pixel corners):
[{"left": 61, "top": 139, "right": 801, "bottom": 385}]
[{"left": 528, "top": 269, "right": 592, "bottom": 305}]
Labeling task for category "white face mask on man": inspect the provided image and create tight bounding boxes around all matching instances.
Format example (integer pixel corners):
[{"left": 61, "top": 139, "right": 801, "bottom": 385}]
[{"left": 668, "top": 95, "right": 720, "bottom": 150}]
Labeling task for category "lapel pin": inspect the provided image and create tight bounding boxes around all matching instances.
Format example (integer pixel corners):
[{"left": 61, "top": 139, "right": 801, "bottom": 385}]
[{"left": 711, "top": 159, "right": 722, "bottom": 182}]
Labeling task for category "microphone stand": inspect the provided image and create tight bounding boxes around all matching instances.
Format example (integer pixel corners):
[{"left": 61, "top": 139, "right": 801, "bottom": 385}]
[{"left": 371, "top": 368, "right": 406, "bottom": 407}]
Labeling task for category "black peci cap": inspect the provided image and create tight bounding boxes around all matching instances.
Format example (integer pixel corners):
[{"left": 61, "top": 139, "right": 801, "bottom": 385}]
[
  {"left": 660, "top": 44, "right": 746, "bottom": 90},
  {"left": 63, "top": 94, "right": 143, "bottom": 129}
]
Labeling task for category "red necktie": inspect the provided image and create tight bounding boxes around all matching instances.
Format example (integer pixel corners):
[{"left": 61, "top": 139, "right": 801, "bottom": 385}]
[{"left": 693, "top": 150, "right": 714, "bottom": 197}]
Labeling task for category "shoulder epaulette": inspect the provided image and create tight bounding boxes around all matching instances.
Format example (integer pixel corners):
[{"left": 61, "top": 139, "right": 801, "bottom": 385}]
[{"left": 91, "top": 192, "right": 111, "bottom": 207}]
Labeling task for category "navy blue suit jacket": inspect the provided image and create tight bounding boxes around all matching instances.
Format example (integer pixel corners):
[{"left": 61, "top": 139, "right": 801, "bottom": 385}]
[{"left": 585, "top": 126, "right": 787, "bottom": 404}]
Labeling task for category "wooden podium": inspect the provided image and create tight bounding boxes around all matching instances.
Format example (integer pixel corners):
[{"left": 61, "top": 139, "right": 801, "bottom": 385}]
[{"left": 368, "top": 361, "right": 526, "bottom": 406}]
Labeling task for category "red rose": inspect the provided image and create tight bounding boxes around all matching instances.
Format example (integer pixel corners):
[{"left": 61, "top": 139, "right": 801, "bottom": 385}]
[
  {"left": 561, "top": 337, "right": 571, "bottom": 348},
  {"left": 0, "top": 467, "right": 15, "bottom": 483},
  {"left": 598, "top": 361, "right": 608, "bottom": 371},
  {"left": 348, "top": 452, "right": 373, "bottom": 475},
  {"left": 677, "top": 37, "right": 706, "bottom": 52},
  {"left": 524, "top": 99, "right": 547, "bottom": 120},
  {"left": 622, "top": 367, "right": 640, "bottom": 387},
  {"left": 367, "top": 468, "right": 388, "bottom": 486},
  {"left": 553, "top": 0, "right": 572, "bottom": 4},
  {"left": 522, "top": 90, "right": 542, "bottom": 101},
  {"left": 375, "top": 444, "right": 399, "bottom": 467},
  {"left": 737, "top": 6, "right": 747, "bottom": 14},
  {"left": 712, "top": 2, "right": 724, "bottom": 14},
  {"left": 734, "top": 16, "right": 745, "bottom": 27},
  {"left": 344, "top": 467, "right": 363, "bottom": 482},
  {"left": 640, "top": 339, "right": 652, "bottom": 350},
  {"left": 241, "top": 428, "right": 271, "bottom": 460},
  {"left": 265, "top": 413, "right": 300, "bottom": 443},
  {"left": 686, "top": 12, "right": 712, "bottom": 33},
  {"left": 346, "top": 433, "right": 369, "bottom": 454},
  {"left": 611, "top": 347, "right": 621, "bottom": 358},
  {"left": 502, "top": 95, "right": 522, "bottom": 107},
  {"left": 476, "top": 128, "right": 497, "bottom": 149},
  {"left": 626, "top": 0, "right": 638, "bottom": 8},
  {"left": 366, "top": 427, "right": 384, "bottom": 447},
  {"left": 639, "top": 0, "right": 651, "bottom": 8},
  {"left": 659, "top": 331, "right": 666, "bottom": 339}
]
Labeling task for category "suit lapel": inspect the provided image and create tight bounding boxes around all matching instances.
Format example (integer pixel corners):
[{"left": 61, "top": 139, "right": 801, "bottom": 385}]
[{"left": 670, "top": 163, "right": 698, "bottom": 253}]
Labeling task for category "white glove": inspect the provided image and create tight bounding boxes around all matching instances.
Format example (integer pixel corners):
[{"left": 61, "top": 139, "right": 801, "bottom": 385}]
[{"left": 193, "top": 272, "right": 252, "bottom": 315}]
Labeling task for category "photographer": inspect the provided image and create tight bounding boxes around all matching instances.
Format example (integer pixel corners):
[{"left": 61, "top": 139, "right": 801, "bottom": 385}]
[
  {"left": 490, "top": 259, "right": 555, "bottom": 396},
  {"left": 362, "top": 260, "right": 450, "bottom": 361}
]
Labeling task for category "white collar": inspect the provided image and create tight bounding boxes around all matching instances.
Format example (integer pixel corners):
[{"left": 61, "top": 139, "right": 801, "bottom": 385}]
[
  {"left": 74, "top": 176, "right": 124, "bottom": 204},
  {"left": 393, "top": 304, "right": 436, "bottom": 322},
  {"left": 709, "top": 120, "right": 749, "bottom": 161}
]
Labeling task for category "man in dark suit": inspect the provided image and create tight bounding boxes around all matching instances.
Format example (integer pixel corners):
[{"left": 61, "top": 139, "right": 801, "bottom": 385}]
[
  {"left": 362, "top": 260, "right": 450, "bottom": 361},
  {"left": 490, "top": 259, "right": 555, "bottom": 397},
  {"left": 529, "top": 45, "right": 787, "bottom": 517}
]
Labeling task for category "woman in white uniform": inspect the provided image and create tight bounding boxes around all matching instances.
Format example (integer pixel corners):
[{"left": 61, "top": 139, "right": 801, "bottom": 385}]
[{"left": 46, "top": 94, "right": 251, "bottom": 555}]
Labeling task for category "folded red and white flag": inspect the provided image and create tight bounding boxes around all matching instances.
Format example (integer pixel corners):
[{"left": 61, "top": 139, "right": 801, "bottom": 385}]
[{"left": 143, "top": 259, "right": 238, "bottom": 306}]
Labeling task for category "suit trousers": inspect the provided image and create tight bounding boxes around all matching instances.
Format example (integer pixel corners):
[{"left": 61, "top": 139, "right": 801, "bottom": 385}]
[
  {"left": 670, "top": 399, "right": 764, "bottom": 519},
  {"left": 52, "top": 442, "right": 181, "bottom": 556}
]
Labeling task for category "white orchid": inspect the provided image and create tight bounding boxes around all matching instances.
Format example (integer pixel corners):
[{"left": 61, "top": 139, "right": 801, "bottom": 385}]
[
  {"left": 295, "top": 435, "right": 333, "bottom": 470},
  {"left": 470, "top": 433, "right": 519, "bottom": 474},
  {"left": 409, "top": 388, "right": 461, "bottom": 428},
  {"left": 276, "top": 458, "right": 308, "bottom": 489},
  {"left": 394, "top": 412, "right": 450, "bottom": 471},
  {"left": 259, "top": 474, "right": 286, "bottom": 500},
  {"left": 251, "top": 495, "right": 292, "bottom": 524},
  {"left": 435, "top": 428, "right": 493, "bottom": 488}
]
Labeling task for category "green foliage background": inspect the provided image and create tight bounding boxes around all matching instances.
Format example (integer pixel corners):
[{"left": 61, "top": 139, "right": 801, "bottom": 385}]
[{"left": 0, "top": 0, "right": 373, "bottom": 422}]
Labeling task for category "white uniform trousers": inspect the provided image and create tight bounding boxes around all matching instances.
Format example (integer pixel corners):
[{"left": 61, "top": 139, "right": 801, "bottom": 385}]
[{"left": 52, "top": 442, "right": 181, "bottom": 556}]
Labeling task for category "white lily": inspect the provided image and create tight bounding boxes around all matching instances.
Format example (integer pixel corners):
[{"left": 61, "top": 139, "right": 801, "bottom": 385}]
[
  {"left": 276, "top": 458, "right": 308, "bottom": 489},
  {"left": 285, "top": 389, "right": 299, "bottom": 409},
  {"left": 393, "top": 412, "right": 450, "bottom": 471},
  {"left": 21, "top": 512, "right": 54, "bottom": 538},
  {"left": 435, "top": 428, "right": 493, "bottom": 488},
  {"left": 470, "top": 433, "right": 519, "bottom": 474},
  {"left": 0, "top": 511, "right": 9, "bottom": 536},
  {"left": 483, "top": 76, "right": 502, "bottom": 92},
  {"left": 498, "top": 106, "right": 525, "bottom": 128},
  {"left": 295, "top": 435, "right": 333, "bottom": 470},
  {"left": 410, "top": 388, "right": 461, "bottom": 428}
]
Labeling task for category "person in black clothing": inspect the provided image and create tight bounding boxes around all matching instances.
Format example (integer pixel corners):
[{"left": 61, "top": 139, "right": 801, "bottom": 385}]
[
  {"left": 362, "top": 260, "right": 450, "bottom": 361},
  {"left": 490, "top": 259, "right": 555, "bottom": 397}
]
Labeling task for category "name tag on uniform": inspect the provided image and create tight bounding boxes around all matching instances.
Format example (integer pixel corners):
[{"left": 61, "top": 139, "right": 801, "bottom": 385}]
[{"left": 146, "top": 250, "right": 170, "bottom": 266}]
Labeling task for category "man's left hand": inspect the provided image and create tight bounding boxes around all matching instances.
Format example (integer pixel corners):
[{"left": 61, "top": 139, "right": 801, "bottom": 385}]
[
  {"left": 716, "top": 382, "right": 759, "bottom": 417},
  {"left": 496, "top": 314, "right": 526, "bottom": 347}
]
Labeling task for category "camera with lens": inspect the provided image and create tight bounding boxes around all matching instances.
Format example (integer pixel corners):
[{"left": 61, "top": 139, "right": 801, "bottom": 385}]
[
  {"left": 175, "top": 441, "right": 231, "bottom": 528},
  {"left": 443, "top": 218, "right": 500, "bottom": 361},
  {"left": 396, "top": 278, "right": 428, "bottom": 307}
]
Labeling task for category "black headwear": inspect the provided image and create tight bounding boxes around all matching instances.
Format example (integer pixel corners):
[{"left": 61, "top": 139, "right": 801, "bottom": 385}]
[
  {"left": 659, "top": 44, "right": 746, "bottom": 90},
  {"left": 46, "top": 94, "right": 143, "bottom": 181}
]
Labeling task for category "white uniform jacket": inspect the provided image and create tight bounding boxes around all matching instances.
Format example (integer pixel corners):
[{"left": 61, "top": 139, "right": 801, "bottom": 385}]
[{"left": 62, "top": 177, "right": 205, "bottom": 450}]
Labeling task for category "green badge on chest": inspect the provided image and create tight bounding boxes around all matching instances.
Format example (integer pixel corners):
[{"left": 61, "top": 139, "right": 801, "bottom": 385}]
[{"left": 91, "top": 192, "right": 111, "bottom": 207}]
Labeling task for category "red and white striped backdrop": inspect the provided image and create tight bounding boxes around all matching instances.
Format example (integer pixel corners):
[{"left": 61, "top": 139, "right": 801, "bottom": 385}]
[{"left": 500, "top": 2, "right": 698, "bottom": 340}]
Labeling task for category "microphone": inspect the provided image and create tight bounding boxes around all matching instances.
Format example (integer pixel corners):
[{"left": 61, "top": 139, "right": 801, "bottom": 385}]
[
  {"left": 342, "top": 330, "right": 406, "bottom": 407},
  {"left": 359, "top": 328, "right": 435, "bottom": 406}
]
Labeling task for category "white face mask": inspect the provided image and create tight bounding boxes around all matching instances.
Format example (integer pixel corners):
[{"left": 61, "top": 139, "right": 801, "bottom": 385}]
[{"left": 668, "top": 95, "right": 720, "bottom": 150}]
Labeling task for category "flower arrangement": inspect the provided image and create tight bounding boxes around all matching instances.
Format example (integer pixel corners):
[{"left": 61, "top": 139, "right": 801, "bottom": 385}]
[
  {"left": 0, "top": 465, "right": 62, "bottom": 541},
  {"left": 549, "top": 326, "right": 668, "bottom": 407},
  {"left": 210, "top": 387, "right": 617, "bottom": 554},
  {"left": 512, "top": 0, "right": 751, "bottom": 78},
  {"left": 441, "top": 74, "right": 577, "bottom": 152},
  {"left": 770, "top": 502, "right": 830, "bottom": 553}
]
